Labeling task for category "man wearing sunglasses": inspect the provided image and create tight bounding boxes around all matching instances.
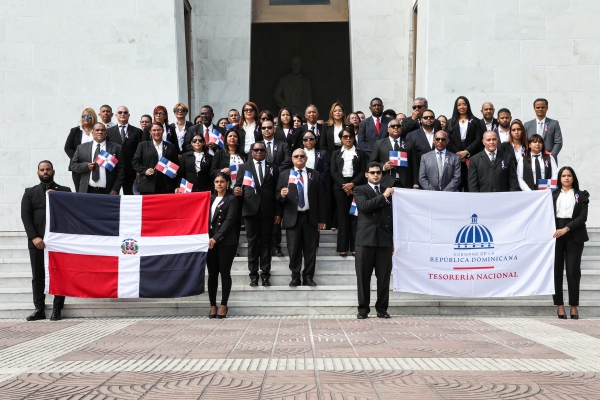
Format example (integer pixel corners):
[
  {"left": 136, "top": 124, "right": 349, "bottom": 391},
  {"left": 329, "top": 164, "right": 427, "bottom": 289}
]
[
  {"left": 234, "top": 142, "right": 282, "bottom": 287},
  {"left": 406, "top": 109, "right": 445, "bottom": 166},
  {"left": 401, "top": 97, "right": 442, "bottom": 136},
  {"left": 369, "top": 120, "right": 419, "bottom": 189},
  {"left": 353, "top": 162, "right": 394, "bottom": 319},
  {"left": 418, "top": 131, "right": 461, "bottom": 192},
  {"left": 106, "top": 106, "right": 142, "bottom": 195}
]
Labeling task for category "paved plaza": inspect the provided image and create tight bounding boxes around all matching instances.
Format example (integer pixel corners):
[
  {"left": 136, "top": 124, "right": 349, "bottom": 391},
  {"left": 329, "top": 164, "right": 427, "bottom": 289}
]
[{"left": 0, "top": 316, "right": 599, "bottom": 399}]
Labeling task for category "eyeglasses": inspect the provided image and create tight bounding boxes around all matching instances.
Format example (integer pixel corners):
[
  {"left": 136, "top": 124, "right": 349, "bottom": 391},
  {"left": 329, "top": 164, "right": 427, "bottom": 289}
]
[
  {"left": 341, "top": 135, "right": 353, "bottom": 139},
  {"left": 154, "top": 112, "right": 165, "bottom": 116},
  {"left": 116, "top": 111, "right": 129, "bottom": 115},
  {"left": 389, "top": 124, "right": 401, "bottom": 129},
  {"left": 252, "top": 148, "right": 266, "bottom": 153},
  {"left": 422, "top": 115, "right": 435, "bottom": 120},
  {"left": 261, "top": 126, "right": 273, "bottom": 130},
  {"left": 349, "top": 117, "right": 358, "bottom": 121},
  {"left": 368, "top": 171, "right": 382, "bottom": 175},
  {"left": 81, "top": 115, "right": 92, "bottom": 120},
  {"left": 191, "top": 139, "right": 204, "bottom": 143},
  {"left": 292, "top": 155, "right": 307, "bottom": 159},
  {"left": 434, "top": 138, "right": 448, "bottom": 142},
  {"left": 302, "top": 137, "right": 315, "bottom": 141},
  {"left": 174, "top": 108, "right": 187, "bottom": 113},
  {"left": 243, "top": 108, "right": 255, "bottom": 113},
  {"left": 412, "top": 105, "right": 424, "bottom": 110}
]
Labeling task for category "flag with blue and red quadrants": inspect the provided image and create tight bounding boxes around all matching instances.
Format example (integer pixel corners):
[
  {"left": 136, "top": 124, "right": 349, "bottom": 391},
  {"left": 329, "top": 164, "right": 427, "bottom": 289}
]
[{"left": 43, "top": 191, "right": 209, "bottom": 298}]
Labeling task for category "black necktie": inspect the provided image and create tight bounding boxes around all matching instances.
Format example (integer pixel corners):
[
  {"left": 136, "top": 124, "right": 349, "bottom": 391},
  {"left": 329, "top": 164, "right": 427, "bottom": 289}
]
[
  {"left": 393, "top": 139, "right": 400, "bottom": 151},
  {"left": 374, "top": 185, "right": 380, "bottom": 195},
  {"left": 534, "top": 155, "right": 542, "bottom": 182},
  {"left": 92, "top": 143, "right": 100, "bottom": 182},
  {"left": 120, "top": 126, "right": 126, "bottom": 142},
  {"left": 257, "top": 161, "right": 264, "bottom": 185}
]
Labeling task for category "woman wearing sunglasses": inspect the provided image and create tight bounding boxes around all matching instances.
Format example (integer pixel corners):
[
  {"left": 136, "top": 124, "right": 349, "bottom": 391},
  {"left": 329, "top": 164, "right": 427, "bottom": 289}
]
[
  {"left": 171, "top": 103, "right": 194, "bottom": 154},
  {"left": 176, "top": 134, "right": 213, "bottom": 193},
  {"left": 330, "top": 126, "right": 366, "bottom": 256},
  {"left": 64, "top": 108, "right": 98, "bottom": 191},
  {"left": 237, "top": 101, "right": 261, "bottom": 157}
]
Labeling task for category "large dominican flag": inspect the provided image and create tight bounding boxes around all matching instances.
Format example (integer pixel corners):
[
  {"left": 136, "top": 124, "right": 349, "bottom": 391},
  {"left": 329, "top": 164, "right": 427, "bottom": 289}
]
[{"left": 43, "top": 191, "right": 209, "bottom": 298}]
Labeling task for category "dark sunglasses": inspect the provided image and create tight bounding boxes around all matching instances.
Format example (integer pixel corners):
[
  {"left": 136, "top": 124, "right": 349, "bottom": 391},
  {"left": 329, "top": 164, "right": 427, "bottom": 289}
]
[
  {"left": 243, "top": 108, "right": 255, "bottom": 112},
  {"left": 292, "top": 155, "right": 307, "bottom": 159},
  {"left": 260, "top": 117, "right": 270, "bottom": 121},
  {"left": 81, "top": 115, "right": 92, "bottom": 120},
  {"left": 261, "top": 126, "right": 274, "bottom": 130},
  {"left": 303, "top": 137, "right": 315, "bottom": 141},
  {"left": 252, "top": 148, "right": 266, "bottom": 153},
  {"left": 389, "top": 124, "right": 401, "bottom": 129},
  {"left": 191, "top": 139, "right": 204, "bottom": 143},
  {"left": 412, "top": 105, "right": 424, "bottom": 110},
  {"left": 341, "top": 135, "right": 353, "bottom": 139},
  {"left": 434, "top": 138, "right": 448, "bottom": 142},
  {"left": 174, "top": 108, "right": 187, "bottom": 113},
  {"left": 422, "top": 115, "right": 435, "bottom": 120},
  {"left": 368, "top": 171, "right": 382, "bottom": 175},
  {"left": 116, "top": 111, "right": 129, "bottom": 115}
]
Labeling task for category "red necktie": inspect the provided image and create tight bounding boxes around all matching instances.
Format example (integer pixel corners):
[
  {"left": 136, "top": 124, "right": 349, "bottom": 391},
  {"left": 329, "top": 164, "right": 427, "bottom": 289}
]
[
  {"left": 375, "top": 118, "right": 381, "bottom": 135},
  {"left": 204, "top": 128, "right": 210, "bottom": 144}
]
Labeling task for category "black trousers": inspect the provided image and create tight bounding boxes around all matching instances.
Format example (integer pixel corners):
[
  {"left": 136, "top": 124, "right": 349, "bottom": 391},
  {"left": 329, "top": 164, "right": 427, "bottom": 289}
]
[
  {"left": 207, "top": 244, "right": 237, "bottom": 306},
  {"left": 272, "top": 223, "right": 282, "bottom": 250},
  {"left": 71, "top": 171, "right": 80, "bottom": 193},
  {"left": 29, "top": 248, "right": 65, "bottom": 311},
  {"left": 355, "top": 245, "right": 392, "bottom": 314},
  {"left": 334, "top": 189, "right": 357, "bottom": 252},
  {"left": 553, "top": 219, "right": 584, "bottom": 306},
  {"left": 286, "top": 212, "right": 318, "bottom": 280},
  {"left": 458, "top": 162, "right": 469, "bottom": 192},
  {"left": 244, "top": 214, "right": 273, "bottom": 279},
  {"left": 122, "top": 175, "right": 135, "bottom": 195}
]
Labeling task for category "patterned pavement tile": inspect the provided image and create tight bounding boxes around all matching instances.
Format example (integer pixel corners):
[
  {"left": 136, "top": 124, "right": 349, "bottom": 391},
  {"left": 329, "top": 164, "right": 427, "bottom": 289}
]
[{"left": 0, "top": 321, "right": 80, "bottom": 351}]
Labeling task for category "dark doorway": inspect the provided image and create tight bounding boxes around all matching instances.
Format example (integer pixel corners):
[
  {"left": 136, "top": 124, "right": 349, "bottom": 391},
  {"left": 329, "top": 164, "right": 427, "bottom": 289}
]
[{"left": 250, "top": 22, "right": 352, "bottom": 120}]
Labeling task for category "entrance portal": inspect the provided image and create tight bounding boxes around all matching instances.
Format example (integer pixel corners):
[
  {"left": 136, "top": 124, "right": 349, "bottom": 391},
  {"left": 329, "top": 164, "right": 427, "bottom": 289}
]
[{"left": 250, "top": 22, "right": 352, "bottom": 119}]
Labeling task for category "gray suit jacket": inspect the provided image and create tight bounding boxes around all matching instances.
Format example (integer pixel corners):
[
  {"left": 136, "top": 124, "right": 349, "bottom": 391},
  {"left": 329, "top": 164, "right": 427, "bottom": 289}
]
[
  {"left": 524, "top": 117, "right": 563, "bottom": 158},
  {"left": 70, "top": 141, "right": 125, "bottom": 193},
  {"left": 419, "top": 150, "right": 461, "bottom": 191}
]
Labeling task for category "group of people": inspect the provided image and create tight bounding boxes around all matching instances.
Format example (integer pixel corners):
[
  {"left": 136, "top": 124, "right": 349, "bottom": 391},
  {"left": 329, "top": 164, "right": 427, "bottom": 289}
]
[{"left": 20, "top": 95, "right": 588, "bottom": 321}]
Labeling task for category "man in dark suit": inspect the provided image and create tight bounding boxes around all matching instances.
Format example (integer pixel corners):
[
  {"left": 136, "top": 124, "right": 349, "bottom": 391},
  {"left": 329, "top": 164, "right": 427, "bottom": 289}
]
[
  {"left": 290, "top": 105, "right": 324, "bottom": 152},
  {"left": 406, "top": 109, "right": 441, "bottom": 165},
  {"left": 479, "top": 102, "right": 498, "bottom": 133},
  {"left": 71, "top": 123, "right": 125, "bottom": 194},
  {"left": 369, "top": 120, "right": 419, "bottom": 189},
  {"left": 234, "top": 142, "right": 282, "bottom": 286},
  {"left": 468, "top": 131, "right": 519, "bottom": 192},
  {"left": 107, "top": 106, "right": 142, "bottom": 195},
  {"left": 277, "top": 149, "right": 326, "bottom": 286},
  {"left": 357, "top": 98, "right": 392, "bottom": 156},
  {"left": 524, "top": 98, "right": 563, "bottom": 160},
  {"left": 419, "top": 131, "right": 461, "bottom": 191},
  {"left": 401, "top": 97, "right": 442, "bottom": 137},
  {"left": 183, "top": 105, "right": 225, "bottom": 154},
  {"left": 260, "top": 120, "right": 292, "bottom": 257},
  {"left": 354, "top": 162, "right": 394, "bottom": 319},
  {"left": 21, "top": 161, "right": 71, "bottom": 321}
]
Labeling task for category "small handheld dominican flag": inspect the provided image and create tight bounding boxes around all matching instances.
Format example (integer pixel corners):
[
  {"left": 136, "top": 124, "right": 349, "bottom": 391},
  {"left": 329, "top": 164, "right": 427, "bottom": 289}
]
[
  {"left": 349, "top": 198, "right": 358, "bottom": 216},
  {"left": 179, "top": 178, "right": 193, "bottom": 193},
  {"left": 242, "top": 171, "right": 256, "bottom": 192},
  {"left": 94, "top": 150, "right": 118, "bottom": 172},
  {"left": 155, "top": 157, "right": 179, "bottom": 178},
  {"left": 288, "top": 169, "right": 299, "bottom": 185},
  {"left": 538, "top": 179, "right": 557, "bottom": 191},
  {"left": 209, "top": 129, "right": 224, "bottom": 148},
  {"left": 229, "top": 164, "right": 239, "bottom": 182},
  {"left": 389, "top": 151, "right": 408, "bottom": 167}
]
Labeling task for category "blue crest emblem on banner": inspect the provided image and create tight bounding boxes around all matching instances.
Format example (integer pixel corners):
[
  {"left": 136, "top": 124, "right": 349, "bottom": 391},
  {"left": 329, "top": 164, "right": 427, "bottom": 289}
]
[{"left": 454, "top": 214, "right": 494, "bottom": 250}]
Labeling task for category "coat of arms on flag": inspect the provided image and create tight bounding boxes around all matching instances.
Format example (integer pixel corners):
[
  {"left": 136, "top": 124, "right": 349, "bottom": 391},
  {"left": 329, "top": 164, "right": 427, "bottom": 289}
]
[
  {"left": 243, "top": 171, "right": 256, "bottom": 192},
  {"left": 179, "top": 178, "right": 193, "bottom": 193},
  {"left": 349, "top": 198, "right": 358, "bottom": 216},
  {"left": 538, "top": 179, "right": 557, "bottom": 191},
  {"left": 389, "top": 151, "right": 408, "bottom": 167},
  {"left": 209, "top": 129, "right": 224, "bottom": 148},
  {"left": 155, "top": 157, "right": 179, "bottom": 178},
  {"left": 94, "top": 150, "right": 118, "bottom": 172},
  {"left": 43, "top": 192, "right": 209, "bottom": 298}
]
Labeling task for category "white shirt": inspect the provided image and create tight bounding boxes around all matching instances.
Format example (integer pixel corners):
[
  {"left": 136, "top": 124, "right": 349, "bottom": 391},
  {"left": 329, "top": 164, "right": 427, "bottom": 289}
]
[
  {"left": 536, "top": 117, "right": 546, "bottom": 137},
  {"left": 193, "top": 152, "right": 203, "bottom": 172},
  {"left": 295, "top": 168, "right": 310, "bottom": 211},
  {"left": 423, "top": 128, "right": 435, "bottom": 148},
  {"left": 556, "top": 189, "right": 576, "bottom": 218},
  {"left": 211, "top": 196, "right": 223, "bottom": 221},
  {"left": 517, "top": 153, "right": 558, "bottom": 191},
  {"left": 368, "top": 182, "right": 382, "bottom": 194},
  {"left": 162, "top": 123, "right": 169, "bottom": 142},
  {"left": 89, "top": 140, "right": 107, "bottom": 188},
  {"left": 154, "top": 140, "right": 164, "bottom": 159},
  {"left": 254, "top": 159, "right": 265, "bottom": 186},
  {"left": 243, "top": 122, "right": 256, "bottom": 153},
  {"left": 103, "top": 121, "right": 116, "bottom": 128},
  {"left": 513, "top": 145, "right": 524, "bottom": 163},
  {"left": 459, "top": 121, "right": 468, "bottom": 140},
  {"left": 305, "top": 148, "right": 316, "bottom": 169},
  {"left": 388, "top": 137, "right": 402, "bottom": 178},
  {"left": 498, "top": 127, "right": 510, "bottom": 143},
  {"left": 485, "top": 120, "right": 493, "bottom": 131},
  {"left": 80, "top": 125, "right": 93, "bottom": 144},
  {"left": 341, "top": 146, "right": 356, "bottom": 177},
  {"left": 372, "top": 116, "right": 381, "bottom": 127},
  {"left": 175, "top": 122, "right": 187, "bottom": 151},
  {"left": 333, "top": 124, "right": 343, "bottom": 145}
]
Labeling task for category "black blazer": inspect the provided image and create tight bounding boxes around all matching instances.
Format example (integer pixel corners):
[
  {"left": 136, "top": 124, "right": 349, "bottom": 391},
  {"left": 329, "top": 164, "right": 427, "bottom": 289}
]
[
  {"left": 234, "top": 160, "right": 282, "bottom": 218},
  {"left": 21, "top": 182, "right": 71, "bottom": 249},
  {"left": 142, "top": 124, "right": 178, "bottom": 148},
  {"left": 260, "top": 139, "right": 292, "bottom": 171},
  {"left": 552, "top": 189, "right": 590, "bottom": 243},
  {"left": 70, "top": 141, "right": 125, "bottom": 193},
  {"left": 406, "top": 127, "right": 439, "bottom": 162},
  {"left": 107, "top": 124, "right": 143, "bottom": 177},
  {"left": 321, "top": 124, "right": 345, "bottom": 160},
  {"left": 369, "top": 137, "right": 419, "bottom": 189},
  {"left": 132, "top": 141, "right": 180, "bottom": 193},
  {"left": 178, "top": 151, "right": 213, "bottom": 192},
  {"left": 210, "top": 149, "right": 247, "bottom": 179},
  {"left": 210, "top": 192, "right": 239, "bottom": 247},
  {"left": 64, "top": 126, "right": 91, "bottom": 170},
  {"left": 276, "top": 168, "right": 326, "bottom": 228},
  {"left": 401, "top": 117, "right": 442, "bottom": 137},
  {"left": 357, "top": 116, "right": 392, "bottom": 156},
  {"left": 183, "top": 123, "right": 224, "bottom": 153},
  {"left": 276, "top": 127, "right": 294, "bottom": 146},
  {"left": 353, "top": 184, "right": 393, "bottom": 247},
  {"left": 468, "top": 149, "right": 519, "bottom": 192},
  {"left": 169, "top": 121, "right": 194, "bottom": 153},
  {"left": 308, "top": 149, "right": 329, "bottom": 193},
  {"left": 330, "top": 148, "right": 367, "bottom": 190},
  {"left": 292, "top": 123, "right": 325, "bottom": 151},
  {"left": 448, "top": 117, "right": 483, "bottom": 157}
]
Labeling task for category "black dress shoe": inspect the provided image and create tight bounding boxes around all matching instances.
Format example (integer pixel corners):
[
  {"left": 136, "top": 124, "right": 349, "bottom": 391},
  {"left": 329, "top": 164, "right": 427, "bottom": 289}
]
[
  {"left": 249, "top": 278, "right": 259, "bottom": 287},
  {"left": 571, "top": 313, "right": 579, "bottom": 320},
  {"left": 376, "top": 311, "right": 391, "bottom": 319},
  {"left": 26, "top": 309, "right": 46, "bottom": 321},
  {"left": 262, "top": 279, "right": 271, "bottom": 286},
  {"left": 50, "top": 309, "right": 62, "bottom": 321},
  {"left": 272, "top": 247, "right": 284, "bottom": 257},
  {"left": 357, "top": 312, "right": 368, "bottom": 319},
  {"left": 289, "top": 278, "right": 301, "bottom": 287},
  {"left": 303, "top": 278, "right": 317, "bottom": 286},
  {"left": 557, "top": 310, "right": 567, "bottom": 319}
]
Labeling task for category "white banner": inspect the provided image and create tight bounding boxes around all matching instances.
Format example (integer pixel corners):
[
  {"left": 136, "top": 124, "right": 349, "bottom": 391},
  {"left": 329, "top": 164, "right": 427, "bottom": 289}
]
[{"left": 392, "top": 190, "right": 555, "bottom": 297}]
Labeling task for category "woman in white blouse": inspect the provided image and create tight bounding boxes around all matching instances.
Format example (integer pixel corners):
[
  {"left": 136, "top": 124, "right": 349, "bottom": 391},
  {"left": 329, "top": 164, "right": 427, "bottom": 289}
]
[
  {"left": 552, "top": 167, "right": 589, "bottom": 319},
  {"left": 64, "top": 108, "right": 98, "bottom": 191},
  {"left": 517, "top": 134, "right": 558, "bottom": 191}
]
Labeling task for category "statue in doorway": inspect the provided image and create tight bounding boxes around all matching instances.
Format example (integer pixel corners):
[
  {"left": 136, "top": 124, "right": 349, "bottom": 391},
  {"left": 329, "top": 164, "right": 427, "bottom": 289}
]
[{"left": 273, "top": 56, "right": 313, "bottom": 115}]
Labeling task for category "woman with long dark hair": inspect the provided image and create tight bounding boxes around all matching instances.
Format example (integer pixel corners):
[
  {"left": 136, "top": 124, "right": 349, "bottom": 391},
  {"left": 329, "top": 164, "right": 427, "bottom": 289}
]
[
  {"left": 517, "top": 134, "right": 557, "bottom": 191},
  {"left": 500, "top": 119, "right": 527, "bottom": 165},
  {"left": 553, "top": 167, "right": 589, "bottom": 319},
  {"left": 277, "top": 108, "right": 295, "bottom": 142},
  {"left": 447, "top": 96, "right": 482, "bottom": 191},
  {"left": 292, "top": 114, "right": 303, "bottom": 129},
  {"left": 176, "top": 133, "right": 213, "bottom": 193},
  {"left": 211, "top": 128, "right": 246, "bottom": 186}
]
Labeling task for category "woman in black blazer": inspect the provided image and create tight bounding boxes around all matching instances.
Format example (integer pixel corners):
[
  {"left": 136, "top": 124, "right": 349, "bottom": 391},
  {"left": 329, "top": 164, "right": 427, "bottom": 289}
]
[
  {"left": 330, "top": 126, "right": 366, "bottom": 256},
  {"left": 132, "top": 123, "right": 180, "bottom": 194},
  {"left": 322, "top": 102, "right": 348, "bottom": 162},
  {"left": 176, "top": 133, "right": 213, "bottom": 193},
  {"left": 277, "top": 108, "right": 295, "bottom": 143},
  {"left": 207, "top": 172, "right": 239, "bottom": 319},
  {"left": 64, "top": 108, "right": 98, "bottom": 191},
  {"left": 210, "top": 129, "right": 246, "bottom": 182},
  {"left": 170, "top": 102, "right": 194, "bottom": 154},
  {"left": 447, "top": 96, "right": 481, "bottom": 191},
  {"left": 552, "top": 166, "right": 589, "bottom": 319}
]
